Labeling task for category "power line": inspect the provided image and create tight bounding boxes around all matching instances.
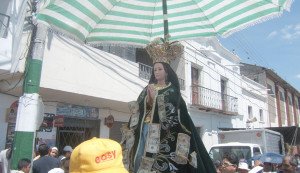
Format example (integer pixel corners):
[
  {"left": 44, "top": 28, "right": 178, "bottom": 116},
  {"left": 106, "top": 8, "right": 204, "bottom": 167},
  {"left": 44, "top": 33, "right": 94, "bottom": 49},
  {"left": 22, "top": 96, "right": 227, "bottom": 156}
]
[
  {"left": 235, "top": 32, "right": 270, "bottom": 67},
  {"left": 0, "top": 29, "right": 32, "bottom": 92}
]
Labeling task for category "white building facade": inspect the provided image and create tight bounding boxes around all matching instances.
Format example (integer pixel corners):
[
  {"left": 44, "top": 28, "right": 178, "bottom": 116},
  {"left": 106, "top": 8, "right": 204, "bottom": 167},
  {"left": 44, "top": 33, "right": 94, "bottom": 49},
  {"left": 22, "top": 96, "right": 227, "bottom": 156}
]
[
  {"left": 240, "top": 63, "right": 300, "bottom": 128},
  {"left": 179, "top": 39, "right": 268, "bottom": 149},
  {"left": 0, "top": 0, "right": 272, "bottom": 151},
  {"left": 240, "top": 76, "right": 268, "bottom": 128}
]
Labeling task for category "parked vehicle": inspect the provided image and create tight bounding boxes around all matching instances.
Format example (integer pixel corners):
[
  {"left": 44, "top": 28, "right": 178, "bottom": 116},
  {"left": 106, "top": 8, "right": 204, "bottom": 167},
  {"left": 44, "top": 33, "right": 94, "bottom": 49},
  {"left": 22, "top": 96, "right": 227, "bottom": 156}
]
[
  {"left": 209, "top": 142, "right": 262, "bottom": 166},
  {"left": 209, "top": 129, "right": 284, "bottom": 166},
  {"left": 218, "top": 129, "right": 284, "bottom": 154}
]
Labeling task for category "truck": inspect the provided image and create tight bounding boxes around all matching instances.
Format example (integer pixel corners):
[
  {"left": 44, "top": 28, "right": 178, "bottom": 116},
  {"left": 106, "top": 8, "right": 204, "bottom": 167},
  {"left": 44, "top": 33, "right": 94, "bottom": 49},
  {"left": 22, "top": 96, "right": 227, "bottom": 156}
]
[{"left": 208, "top": 129, "right": 284, "bottom": 166}]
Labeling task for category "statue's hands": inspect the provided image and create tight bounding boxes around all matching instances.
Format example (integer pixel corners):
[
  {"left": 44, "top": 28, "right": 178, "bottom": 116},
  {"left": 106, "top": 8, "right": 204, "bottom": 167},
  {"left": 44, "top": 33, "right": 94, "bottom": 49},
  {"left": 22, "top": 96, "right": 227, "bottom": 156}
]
[{"left": 147, "top": 84, "right": 156, "bottom": 103}]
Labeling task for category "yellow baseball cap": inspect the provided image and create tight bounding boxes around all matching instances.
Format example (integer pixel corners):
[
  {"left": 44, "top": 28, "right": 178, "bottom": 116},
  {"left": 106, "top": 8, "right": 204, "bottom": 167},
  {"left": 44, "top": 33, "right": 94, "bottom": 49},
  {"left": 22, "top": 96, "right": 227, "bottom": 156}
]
[{"left": 70, "top": 138, "right": 129, "bottom": 173}]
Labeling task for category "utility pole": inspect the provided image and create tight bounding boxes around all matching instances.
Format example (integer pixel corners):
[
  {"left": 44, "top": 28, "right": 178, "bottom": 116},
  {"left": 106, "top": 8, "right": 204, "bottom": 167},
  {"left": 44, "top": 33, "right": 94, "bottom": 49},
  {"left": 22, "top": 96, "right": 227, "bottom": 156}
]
[{"left": 10, "top": 22, "right": 46, "bottom": 169}]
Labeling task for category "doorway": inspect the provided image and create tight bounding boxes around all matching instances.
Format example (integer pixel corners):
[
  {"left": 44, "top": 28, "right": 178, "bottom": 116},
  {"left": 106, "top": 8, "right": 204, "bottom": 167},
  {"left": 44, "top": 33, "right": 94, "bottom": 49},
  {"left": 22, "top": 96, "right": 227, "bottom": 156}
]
[
  {"left": 56, "top": 117, "right": 100, "bottom": 152},
  {"left": 191, "top": 66, "right": 200, "bottom": 105}
]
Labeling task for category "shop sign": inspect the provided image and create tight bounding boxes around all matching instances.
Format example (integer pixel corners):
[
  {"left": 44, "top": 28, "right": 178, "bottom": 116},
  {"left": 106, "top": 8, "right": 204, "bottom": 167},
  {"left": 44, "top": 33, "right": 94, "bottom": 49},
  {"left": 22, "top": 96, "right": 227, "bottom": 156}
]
[
  {"left": 54, "top": 115, "right": 64, "bottom": 127},
  {"left": 56, "top": 103, "right": 99, "bottom": 118},
  {"left": 5, "top": 100, "right": 18, "bottom": 148},
  {"left": 6, "top": 100, "right": 18, "bottom": 123},
  {"left": 105, "top": 115, "right": 114, "bottom": 128}
]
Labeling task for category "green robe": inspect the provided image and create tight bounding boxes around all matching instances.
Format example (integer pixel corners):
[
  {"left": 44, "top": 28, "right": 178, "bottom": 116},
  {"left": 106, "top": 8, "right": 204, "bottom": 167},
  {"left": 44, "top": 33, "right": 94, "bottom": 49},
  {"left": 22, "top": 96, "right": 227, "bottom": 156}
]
[{"left": 123, "top": 84, "right": 216, "bottom": 173}]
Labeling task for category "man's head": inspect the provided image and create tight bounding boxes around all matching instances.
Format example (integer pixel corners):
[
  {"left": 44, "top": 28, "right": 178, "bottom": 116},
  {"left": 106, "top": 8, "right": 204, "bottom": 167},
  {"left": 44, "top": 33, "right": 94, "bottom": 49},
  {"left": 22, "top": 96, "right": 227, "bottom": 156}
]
[
  {"left": 62, "top": 145, "right": 73, "bottom": 158},
  {"left": 49, "top": 147, "right": 58, "bottom": 158},
  {"left": 262, "top": 162, "right": 273, "bottom": 172},
  {"left": 220, "top": 152, "right": 238, "bottom": 173},
  {"left": 280, "top": 155, "right": 298, "bottom": 173},
  {"left": 6, "top": 148, "right": 12, "bottom": 160},
  {"left": 17, "top": 158, "right": 31, "bottom": 173},
  {"left": 69, "top": 138, "right": 128, "bottom": 173},
  {"left": 38, "top": 143, "right": 49, "bottom": 156},
  {"left": 214, "top": 160, "right": 222, "bottom": 173},
  {"left": 237, "top": 159, "right": 249, "bottom": 173},
  {"left": 253, "top": 159, "right": 263, "bottom": 167}
]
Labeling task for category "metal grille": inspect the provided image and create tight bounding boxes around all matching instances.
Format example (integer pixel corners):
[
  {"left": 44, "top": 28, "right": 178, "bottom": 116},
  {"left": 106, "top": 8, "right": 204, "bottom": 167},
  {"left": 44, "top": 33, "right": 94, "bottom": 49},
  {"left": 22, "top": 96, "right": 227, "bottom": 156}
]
[
  {"left": 190, "top": 85, "right": 238, "bottom": 114},
  {"left": 109, "top": 121, "right": 124, "bottom": 143},
  {"left": 56, "top": 117, "right": 100, "bottom": 151},
  {"left": 139, "top": 62, "right": 152, "bottom": 80}
]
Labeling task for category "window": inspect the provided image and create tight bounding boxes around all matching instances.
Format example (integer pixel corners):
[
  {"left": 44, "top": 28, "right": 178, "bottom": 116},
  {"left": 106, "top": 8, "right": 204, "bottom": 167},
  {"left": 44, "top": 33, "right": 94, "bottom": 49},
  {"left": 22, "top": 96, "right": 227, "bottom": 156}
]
[
  {"left": 139, "top": 63, "right": 152, "bottom": 80},
  {"left": 259, "top": 109, "right": 263, "bottom": 122},
  {"left": 221, "top": 78, "right": 228, "bottom": 111},
  {"left": 191, "top": 66, "right": 199, "bottom": 86},
  {"left": 209, "top": 146, "right": 252, "bottom": 167},
  {"left": 253, "top": 76, "right": 259, "bottom": 82},
  {"left": 288, "top": 96, "right": 292, "bottom": 106},
  {"left": 253, "top": 147, "right": 262, "bottom": 156},
  {"left": 221, "top": 78, "right": 227, "bottom": 95},
  {"left": 96, "top": 46, "right": 136, "bottom": 61},
  {"left": 124, "top": 47, "right": 136, "bottom": 61},
  {"left": 248, "top": 106, "right": 253, "bottom": 119},
  {"left": 178, "top": 78, "right": 185, "bottom": 90},
  {"left": 267, "top": 84, "right": 274, "bottom": 94},
  {"left": 191, "top": 66, "right": 200, "bottom": 104},
  {"left": 136, "top": 48, "right": 152, "bottom": 66},
  {"left": 279, "top": 91, "right": 285, "bottom": 101}
]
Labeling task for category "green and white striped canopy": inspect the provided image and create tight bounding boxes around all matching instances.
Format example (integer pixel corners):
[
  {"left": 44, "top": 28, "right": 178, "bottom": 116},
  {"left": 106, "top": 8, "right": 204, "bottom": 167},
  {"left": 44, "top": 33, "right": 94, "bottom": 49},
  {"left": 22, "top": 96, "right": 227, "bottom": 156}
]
[{"left": 37, "top": 0, "right": 292, "bottom": 47}]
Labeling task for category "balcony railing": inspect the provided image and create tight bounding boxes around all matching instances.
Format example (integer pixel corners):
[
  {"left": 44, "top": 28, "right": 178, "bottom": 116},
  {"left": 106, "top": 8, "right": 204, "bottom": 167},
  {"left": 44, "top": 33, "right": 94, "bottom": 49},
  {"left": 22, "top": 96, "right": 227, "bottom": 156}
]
[
  {"left": 139, "top": 63, "right": 152, "bottom": 80},
  {"left": 138, "top": 62, "right": 186, "bottom": 90},
  {"left": 0, "top": 13, "right": 10, "bottom": 38},
  {"left": 191, "top": 85, "right": 238, "bottom": 115}
]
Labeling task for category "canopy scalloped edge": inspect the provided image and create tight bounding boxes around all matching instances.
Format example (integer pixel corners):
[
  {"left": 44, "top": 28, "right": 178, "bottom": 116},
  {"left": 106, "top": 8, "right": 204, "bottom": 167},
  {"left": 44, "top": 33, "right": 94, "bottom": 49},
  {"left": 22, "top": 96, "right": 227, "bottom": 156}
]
[{"left": 222, "top": 0, "right": 293, "bottom": 38}]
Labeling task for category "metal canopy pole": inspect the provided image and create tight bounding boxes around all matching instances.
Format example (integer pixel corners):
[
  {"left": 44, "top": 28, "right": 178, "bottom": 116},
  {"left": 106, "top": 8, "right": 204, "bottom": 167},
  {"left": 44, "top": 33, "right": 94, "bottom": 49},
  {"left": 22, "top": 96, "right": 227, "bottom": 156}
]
[{"left": 162, "top": 0, "right": 169, "bottom": 41}]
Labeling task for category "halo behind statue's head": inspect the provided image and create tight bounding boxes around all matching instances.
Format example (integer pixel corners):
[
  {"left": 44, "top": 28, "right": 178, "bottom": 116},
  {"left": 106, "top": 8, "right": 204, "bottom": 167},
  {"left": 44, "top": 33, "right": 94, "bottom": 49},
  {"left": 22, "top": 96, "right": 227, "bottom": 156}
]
[{"left": 146, "top": 38, "right": 184, "bottom": 64}]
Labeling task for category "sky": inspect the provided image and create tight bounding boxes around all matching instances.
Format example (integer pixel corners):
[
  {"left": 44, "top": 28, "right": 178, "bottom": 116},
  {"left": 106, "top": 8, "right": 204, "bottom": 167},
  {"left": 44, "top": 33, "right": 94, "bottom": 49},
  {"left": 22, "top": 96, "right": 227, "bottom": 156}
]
[{"left": 219, "top": 1, "right": 300, "bottom": 91}]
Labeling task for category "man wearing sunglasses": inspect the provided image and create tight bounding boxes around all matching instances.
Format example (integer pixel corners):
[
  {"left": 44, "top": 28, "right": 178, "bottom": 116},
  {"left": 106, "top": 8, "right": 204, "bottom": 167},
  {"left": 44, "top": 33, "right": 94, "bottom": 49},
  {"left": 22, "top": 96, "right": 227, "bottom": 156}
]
[{"left": 220, "top": 153, "right": 239, "bottom": 173}]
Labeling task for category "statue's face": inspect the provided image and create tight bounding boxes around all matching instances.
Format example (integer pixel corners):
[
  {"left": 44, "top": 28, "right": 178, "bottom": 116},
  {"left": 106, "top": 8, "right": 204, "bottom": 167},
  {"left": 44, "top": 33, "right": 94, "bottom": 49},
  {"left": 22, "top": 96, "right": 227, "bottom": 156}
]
[{"left": 154, "top": 63, "right": 167, "bottom": 83}]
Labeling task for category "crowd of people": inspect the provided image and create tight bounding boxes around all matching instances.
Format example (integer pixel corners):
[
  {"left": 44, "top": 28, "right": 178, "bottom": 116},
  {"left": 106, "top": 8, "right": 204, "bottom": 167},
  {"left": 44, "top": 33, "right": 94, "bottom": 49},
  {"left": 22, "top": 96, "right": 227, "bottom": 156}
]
[
  {"left": 1, "top": 140, "right": 300, "bottom": 173},
  {"left": 214, "top": 152, "right": 300, "bottom": 173},
  {"left": 0, "top": 138, "right": 132, "bottom": 173},
  {"left": 1, "top": 142, "right": 300, "bottom": 173},
  {"left": 0, "top": 144, "right": 72, "bottom": 173}
]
